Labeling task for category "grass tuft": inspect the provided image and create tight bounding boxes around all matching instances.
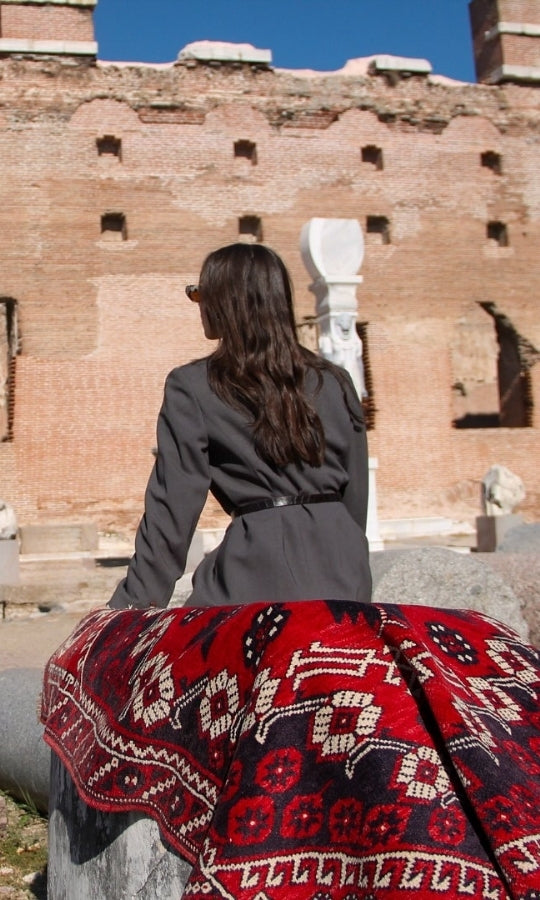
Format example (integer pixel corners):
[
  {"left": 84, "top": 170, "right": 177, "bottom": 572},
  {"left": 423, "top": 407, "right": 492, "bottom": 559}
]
[{"left": 0, "top": 789, "right": 47, "bottom": 899}]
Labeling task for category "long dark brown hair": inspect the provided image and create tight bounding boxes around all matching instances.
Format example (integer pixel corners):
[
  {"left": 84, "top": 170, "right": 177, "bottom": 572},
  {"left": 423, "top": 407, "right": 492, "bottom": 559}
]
[{"left": 199, "top": 242, "right": 361, "bottom": 468}]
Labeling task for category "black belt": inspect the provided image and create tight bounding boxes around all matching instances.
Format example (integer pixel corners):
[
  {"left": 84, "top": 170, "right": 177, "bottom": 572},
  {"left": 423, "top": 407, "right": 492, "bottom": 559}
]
[{"left": 231, "top": 492, "right": 342, "bottom": 519}]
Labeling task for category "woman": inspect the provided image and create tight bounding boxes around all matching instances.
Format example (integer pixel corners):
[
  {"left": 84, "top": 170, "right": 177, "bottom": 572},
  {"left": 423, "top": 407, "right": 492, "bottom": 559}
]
[{"left": 109, "top": 243, "right": 372, "bottom": 609}]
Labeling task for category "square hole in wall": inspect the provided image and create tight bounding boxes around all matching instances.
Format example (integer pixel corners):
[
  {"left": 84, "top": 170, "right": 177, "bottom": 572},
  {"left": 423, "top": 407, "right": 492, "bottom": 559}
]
[
  {"left": 101, "top": 213, "right": 127, "bottom": 241},
  {"left": 366, "top": 215, "right": 390, "bottom": 244},
  {"left": 97, "top": 135, "right": 122, "bottom": 160},
  {"left": 234, "top": 140, "right": 257, "bottom": 164},
  {"left": 481, "top": 151, "right": 502, "bottom": 174},
  {"left": 487, "top": 221, "right": 508, "bottom": 247},
  {"left": 361, "top": 145, "right": 383, "bottom": 170},
  {"left": 238, "top": 215, "right": 263, "bottom": 242}
]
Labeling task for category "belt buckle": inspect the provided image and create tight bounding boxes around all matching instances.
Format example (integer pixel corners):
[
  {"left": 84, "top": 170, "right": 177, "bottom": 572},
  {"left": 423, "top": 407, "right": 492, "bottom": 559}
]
[{"left": 273, "top": 496, "right": 291, "bottom": 508}]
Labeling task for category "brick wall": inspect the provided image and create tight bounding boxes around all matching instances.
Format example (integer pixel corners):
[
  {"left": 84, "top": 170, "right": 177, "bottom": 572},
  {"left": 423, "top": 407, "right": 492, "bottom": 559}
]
[
  {"left": 0, "top": 4, "right": 94, "bottom": 42},
  {"left": 499, "top": 0, "right": 540, "bottom": 20},
  {"left": 500, "top": 34, "right": 540, "bottom": 68},
  {"left": 0, "top": 31, "right": 539, "bottom": 535},
  {"left": 470, "top": 0, "right": 540, "bottom": 81}
]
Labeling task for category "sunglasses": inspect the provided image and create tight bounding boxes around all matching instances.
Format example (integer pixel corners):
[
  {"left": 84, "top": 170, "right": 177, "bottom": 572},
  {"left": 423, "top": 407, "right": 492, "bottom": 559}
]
[{"left": 185, "top": 284, "right": 200, "bottom": 303}]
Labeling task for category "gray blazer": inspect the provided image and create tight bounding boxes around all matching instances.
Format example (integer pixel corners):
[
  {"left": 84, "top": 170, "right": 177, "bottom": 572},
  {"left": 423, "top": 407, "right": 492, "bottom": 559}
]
[{"left": 109, "top": 358, "right": 372, "bottom": 609}]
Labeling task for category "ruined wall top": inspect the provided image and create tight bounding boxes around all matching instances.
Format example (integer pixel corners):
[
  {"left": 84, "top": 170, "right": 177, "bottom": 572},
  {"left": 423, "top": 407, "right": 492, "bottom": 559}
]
[{"left": 1, "top": 0, "right": 540, "bottom": 89}]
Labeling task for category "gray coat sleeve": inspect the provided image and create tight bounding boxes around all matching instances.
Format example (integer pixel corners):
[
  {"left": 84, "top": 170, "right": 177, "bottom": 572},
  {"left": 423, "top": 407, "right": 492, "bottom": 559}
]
[
  {"left": 339, "top": 376, "right": 369, "bottom": 533},
  {"left": 108, "top": 369, "right": 210, "bottom": 609}
]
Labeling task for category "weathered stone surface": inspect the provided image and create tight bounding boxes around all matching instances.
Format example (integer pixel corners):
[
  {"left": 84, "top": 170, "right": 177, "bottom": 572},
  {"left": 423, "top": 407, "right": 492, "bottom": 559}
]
[
  {"left": 371, "top": 547, "right": 529, "bottom": 640},
  {"left": 0, "top": 539, "right": 20, "bottom": 586},
  {"left": 0, "top": 556, "right": 126, "bottom": 619},
  {"left": 480, "top": 551, "right": 540, "bottom": 648},
  {"left": 371, "top": 55, "right": 432, "bottom": 75},
  {"left": 18, "top": 523, "right": 98, "bottom": 555},
  {"left": 482, "top": 552, "right": 540, "bottom": 647},
  {"left": 0, "top": 501, "right": 17, "bottom": 540},
  {"left": 481, "top": 464, "right": 526, "bottom": 516},
  {"left": 497, "top": 522, "right": 540, "bottom": 553},
  {"left": 48, "top": 754, "right": 192, "bottom": 900},
  {"left": 0, "top": 668, "right": 50, "bottom": 812},
  {"left": 177, "top": 40, "right": 271, "bottom": 65},
  {"left": 476, "top": 513, "right": 523, "bottom": 552}
]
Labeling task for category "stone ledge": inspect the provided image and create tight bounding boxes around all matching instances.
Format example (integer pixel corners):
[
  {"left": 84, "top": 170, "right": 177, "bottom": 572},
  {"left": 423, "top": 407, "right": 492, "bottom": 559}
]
[
  {"left": 484, "top": 21, "right": 540, "bottom": 41},
  {"left": 0, "top": 38, "right": 97, "bottom": 56},
  {"left": 177, "top": 40, "right": 272, "bottom": 66},
  {"left": 370, "top": 55, "right": 432, "bottom": 75},
  {"left": 379, "top": 516, "right": 471, "bottom": 540},
  {"left": 485, "top": 63, "right": 540, "bottom": 84},
  {"left": 19, "top": 523, "right": 98, "bottom": 555}
]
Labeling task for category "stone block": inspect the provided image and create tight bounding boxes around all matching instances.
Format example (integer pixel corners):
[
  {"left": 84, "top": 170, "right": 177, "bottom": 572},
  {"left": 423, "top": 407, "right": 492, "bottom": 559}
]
[
  {"left": 371, "top": 54, "right": 432, "bottom": 74},
  {"left": 48, "top": 754, "right": 192, "bottom": 900},
  {"left": 0, "top": 668, "right": 50, "bottom": 812},
  {"left": 371, "top": 546, "right": 528, "bottom": 640},
  {"left": 476, "top": 514, "right": 523, "bottom": 552},
  {"left": 19, "top": 523, "right": 98, "bottom": 555},
  {"left": 0, "top": 540, "right": 20, "bottom": 585},
  {"left": 498, "top": 522, "right": 540, "bottom": 553},
  {"left": 178, "top": 40, "right": 271, "bottom": 65}
]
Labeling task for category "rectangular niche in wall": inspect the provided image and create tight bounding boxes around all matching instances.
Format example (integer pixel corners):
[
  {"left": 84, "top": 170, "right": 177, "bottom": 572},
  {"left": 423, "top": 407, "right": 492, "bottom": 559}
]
[
  {"left": 487, "top": 221, "right": 508, "bottom": 247},
  {"left": 238, "top": 215, "right": 263, "bottom": 243},
  {"left": 480, "top": 151, "right": 502, "bottom": 174},
  {"left": 101, "top": 213, "right": 127, "bottom": 241},
  {"left": 234, "top": 140, "right": 257, "bottom": 164},
  {"left": 97, "top": 135, "right": 122, "bottom": 160},
  {"left": 361, "top": 145, "right": 384, "bottom": 170},
  {"left": 366, "top": 215, "right": 391, "bottom": 245}
]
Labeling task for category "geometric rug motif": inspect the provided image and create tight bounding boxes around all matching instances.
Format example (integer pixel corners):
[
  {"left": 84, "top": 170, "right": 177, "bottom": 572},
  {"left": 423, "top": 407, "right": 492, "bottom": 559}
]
[{"left": 41, "top": 600, "right": 540, "bottom": 899}]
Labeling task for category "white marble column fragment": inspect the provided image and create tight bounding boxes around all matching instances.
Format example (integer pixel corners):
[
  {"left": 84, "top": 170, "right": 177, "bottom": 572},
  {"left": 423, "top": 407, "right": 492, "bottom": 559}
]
[
  {"left": 300, "top": 218, "right": 367, "bottom": 398},
  {"left": 300, "top": 218, "right": 383, "bottom": 551}
]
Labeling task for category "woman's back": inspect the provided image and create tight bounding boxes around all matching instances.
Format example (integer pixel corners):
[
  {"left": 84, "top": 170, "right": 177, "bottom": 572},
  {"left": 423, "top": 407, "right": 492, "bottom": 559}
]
[
  {"left": 181, "top": 358, "right": 367, "bottom": 526},
  {"left": 185, "top": 358, "right": 372, "bottom": 606},
  {"left": 109, "top": 243, "right": 372, "bottom": 610}
]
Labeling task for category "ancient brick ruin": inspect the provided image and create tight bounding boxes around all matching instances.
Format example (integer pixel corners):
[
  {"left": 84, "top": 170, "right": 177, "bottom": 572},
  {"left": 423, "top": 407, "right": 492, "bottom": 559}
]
[{"left": 0, "top": 0, "right": 539, "bottom": 536}]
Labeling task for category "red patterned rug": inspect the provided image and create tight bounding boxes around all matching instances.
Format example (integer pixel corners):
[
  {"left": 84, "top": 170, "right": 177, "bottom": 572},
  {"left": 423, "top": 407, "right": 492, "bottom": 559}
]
[{"left": 41, "top": 601, "right": 540, "bottom": 899}]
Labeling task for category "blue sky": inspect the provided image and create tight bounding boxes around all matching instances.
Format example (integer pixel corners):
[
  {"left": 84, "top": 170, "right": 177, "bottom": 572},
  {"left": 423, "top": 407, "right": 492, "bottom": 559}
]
[{"left": 94, "top": 0, "right": 476, "bottom": 83}]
